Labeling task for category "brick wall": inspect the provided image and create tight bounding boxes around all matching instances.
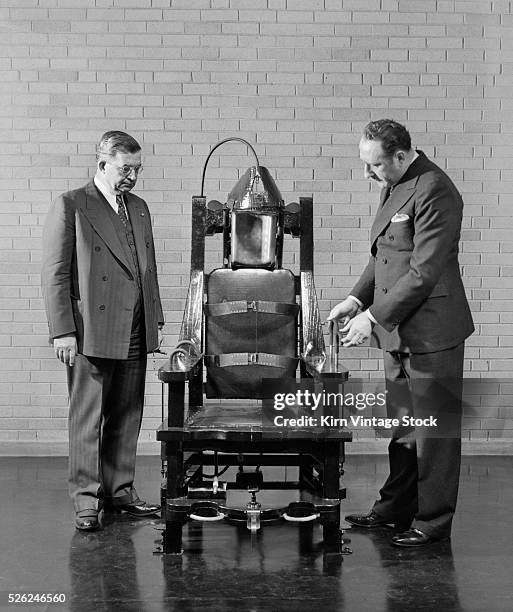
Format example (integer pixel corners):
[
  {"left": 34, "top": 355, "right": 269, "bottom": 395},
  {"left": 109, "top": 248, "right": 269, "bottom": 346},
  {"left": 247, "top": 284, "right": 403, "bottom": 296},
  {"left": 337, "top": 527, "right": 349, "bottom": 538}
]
[{"left": 1, "top": 0, "right": 512, "bottom": 452}]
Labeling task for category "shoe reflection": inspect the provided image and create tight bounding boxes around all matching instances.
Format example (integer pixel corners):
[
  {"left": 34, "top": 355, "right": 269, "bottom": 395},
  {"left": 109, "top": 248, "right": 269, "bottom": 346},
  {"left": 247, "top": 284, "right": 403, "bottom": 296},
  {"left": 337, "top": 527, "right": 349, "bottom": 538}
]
[
  {"left": 348, "top": 528, "right": 463, "bottom": 612},
  {"left": 68, "top": 521, "right": 147, "bottom": 612}
]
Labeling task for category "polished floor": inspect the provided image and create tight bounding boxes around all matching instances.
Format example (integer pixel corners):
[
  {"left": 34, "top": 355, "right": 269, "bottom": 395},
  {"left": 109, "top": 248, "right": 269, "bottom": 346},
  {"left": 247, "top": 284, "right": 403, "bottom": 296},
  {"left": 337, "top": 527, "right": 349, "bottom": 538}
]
[{"left": 0, "top": 455, "right": 512, "bottom": 612}]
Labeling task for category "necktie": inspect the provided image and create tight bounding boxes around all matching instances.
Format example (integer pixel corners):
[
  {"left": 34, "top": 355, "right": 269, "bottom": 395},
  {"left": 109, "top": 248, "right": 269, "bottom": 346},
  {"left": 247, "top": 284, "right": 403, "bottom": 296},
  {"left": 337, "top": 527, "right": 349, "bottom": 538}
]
[
  {"left": 380, "top": 185, "right": 391, "bottom": 208},
  {"left": 116, "top": 193, "right": 128, "bottom": 226}
]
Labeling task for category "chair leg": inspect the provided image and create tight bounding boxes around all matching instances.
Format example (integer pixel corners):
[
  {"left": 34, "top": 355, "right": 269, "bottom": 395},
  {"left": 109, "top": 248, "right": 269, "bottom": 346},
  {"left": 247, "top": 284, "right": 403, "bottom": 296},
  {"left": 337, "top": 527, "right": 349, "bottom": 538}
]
[
  {"left": 320, "top": 441, "right": 350, "bottom": 555},
  {"left": 299, "top": 459, "right": 315, "bottom": 493},
  {"left": 166, "top": 445, "right": 184, "bottom": 498},
  {"left": 161, "top": 440, "right": 186, "bottom": 554},
  {"left": 163, "top": 521, "right": 184, "bottom": 554},
  {"left": 298, "top": 522, "right": 315, "bottom": 555},
  {"left": 322, "top": 441, "right": 341, "bottom": 498},
  {"left": 322, "top": 521, "right": 342, "bottom": 550}
]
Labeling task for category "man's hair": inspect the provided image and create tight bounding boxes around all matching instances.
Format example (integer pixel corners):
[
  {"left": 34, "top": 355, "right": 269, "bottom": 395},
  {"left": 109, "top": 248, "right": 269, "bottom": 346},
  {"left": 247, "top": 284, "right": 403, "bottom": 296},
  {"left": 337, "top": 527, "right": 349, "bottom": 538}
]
[
  {"left": 96, "top": 131, "right": 141, "bottom": 159},
  {"left": 362, "top": 119, "right": 412, "bottom": 157}
]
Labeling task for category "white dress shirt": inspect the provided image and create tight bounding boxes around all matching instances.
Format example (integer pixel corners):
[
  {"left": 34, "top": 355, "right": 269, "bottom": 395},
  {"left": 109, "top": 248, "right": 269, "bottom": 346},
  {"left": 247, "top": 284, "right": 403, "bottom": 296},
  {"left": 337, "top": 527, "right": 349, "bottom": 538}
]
[{"left": 94, "top": 176, "right": 119, "bottom": 213}]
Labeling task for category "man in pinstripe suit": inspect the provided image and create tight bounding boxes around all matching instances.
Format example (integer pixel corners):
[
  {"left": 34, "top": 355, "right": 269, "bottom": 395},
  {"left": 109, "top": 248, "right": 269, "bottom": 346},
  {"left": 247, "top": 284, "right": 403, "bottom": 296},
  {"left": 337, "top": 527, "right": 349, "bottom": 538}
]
[{"left": 42, "top": 131, "right": 164, "bottom": 531}]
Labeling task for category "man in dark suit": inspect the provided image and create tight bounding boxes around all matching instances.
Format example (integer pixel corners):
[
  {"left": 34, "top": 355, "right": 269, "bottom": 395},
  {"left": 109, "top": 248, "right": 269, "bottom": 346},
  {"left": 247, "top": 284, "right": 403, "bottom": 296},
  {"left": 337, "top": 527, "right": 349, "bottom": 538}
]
[
  {"left": 42, "top": 131, "right": 164, "bottom": 531},
  {"left": 328, "top": 119, "right": 474, "bottom": 547}
]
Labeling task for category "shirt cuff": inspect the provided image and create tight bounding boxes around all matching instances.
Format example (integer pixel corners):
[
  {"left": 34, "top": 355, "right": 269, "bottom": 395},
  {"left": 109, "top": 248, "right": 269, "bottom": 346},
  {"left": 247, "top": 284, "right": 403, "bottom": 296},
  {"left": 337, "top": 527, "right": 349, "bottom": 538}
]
[
  {"left": 364, "top": 309, "right": 377, "bottom": 324},
  {"left": 348, "top": 295, "right": 364, "bottom": 309}
]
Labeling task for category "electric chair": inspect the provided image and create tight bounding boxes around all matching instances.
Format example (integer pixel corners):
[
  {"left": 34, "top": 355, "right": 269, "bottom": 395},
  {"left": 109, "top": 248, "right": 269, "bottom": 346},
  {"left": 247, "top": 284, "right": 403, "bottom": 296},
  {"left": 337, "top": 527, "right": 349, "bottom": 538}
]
[{"left": 157, "top": 138, "right": 352, "bottom": 555}]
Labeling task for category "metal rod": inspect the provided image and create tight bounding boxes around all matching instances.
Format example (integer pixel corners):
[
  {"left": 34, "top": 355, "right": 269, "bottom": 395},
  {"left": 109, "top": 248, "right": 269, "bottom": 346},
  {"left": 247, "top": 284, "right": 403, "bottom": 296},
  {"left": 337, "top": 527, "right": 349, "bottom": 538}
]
[
  {"left": 329, "top": 320, "right": 339, "bottom": 368},
  {"left": 200, "top": 137, "right": 261, "bottom": 198}
]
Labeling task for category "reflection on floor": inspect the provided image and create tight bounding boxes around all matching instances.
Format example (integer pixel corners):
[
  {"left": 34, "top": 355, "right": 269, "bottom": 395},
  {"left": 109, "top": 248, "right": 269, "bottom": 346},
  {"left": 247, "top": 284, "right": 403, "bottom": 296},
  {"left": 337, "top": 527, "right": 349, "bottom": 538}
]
[{"left": 0, "top": 455, "right": 512, "bottom": 612}]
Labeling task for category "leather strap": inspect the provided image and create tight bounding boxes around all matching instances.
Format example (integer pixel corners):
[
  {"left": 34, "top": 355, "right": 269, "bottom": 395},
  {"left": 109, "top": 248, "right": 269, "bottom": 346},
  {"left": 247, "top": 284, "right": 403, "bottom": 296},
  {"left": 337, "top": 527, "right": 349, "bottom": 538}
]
[
  {"left": 205, "top": 353, "right": 298, "bottom": 369},
  {"left": 205, "top": 300, "right": 299, "bottom": 317}
]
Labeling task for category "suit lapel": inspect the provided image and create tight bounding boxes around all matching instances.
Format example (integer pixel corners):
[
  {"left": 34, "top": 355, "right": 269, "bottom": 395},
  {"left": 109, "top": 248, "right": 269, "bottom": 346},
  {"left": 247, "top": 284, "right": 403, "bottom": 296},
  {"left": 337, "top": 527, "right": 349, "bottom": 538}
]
[
  {"left": 126, "top": 195, "right": 147, "bottom": 274},
  {"left": 370, "top": 176, "right": 418, "bottom": 246},
  {"left": 81, "top": 181, "right": 132, "bottom": 270}
]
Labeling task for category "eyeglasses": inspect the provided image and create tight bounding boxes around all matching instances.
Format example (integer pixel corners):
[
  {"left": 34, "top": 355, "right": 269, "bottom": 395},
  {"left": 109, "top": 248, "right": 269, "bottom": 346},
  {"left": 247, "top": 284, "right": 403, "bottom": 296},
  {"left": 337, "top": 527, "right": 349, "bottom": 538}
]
[{"left": 106, "top": 161, "right": 143, "bottom": 177}]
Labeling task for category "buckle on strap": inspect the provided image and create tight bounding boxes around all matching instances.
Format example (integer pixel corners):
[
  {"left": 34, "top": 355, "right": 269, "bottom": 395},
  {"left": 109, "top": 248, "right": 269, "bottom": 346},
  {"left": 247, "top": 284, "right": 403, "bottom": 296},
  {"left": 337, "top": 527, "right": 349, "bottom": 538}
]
[
  {"left": 205, "top": 353, "right": 298, "bottom": 369},
  {"left": 205, "top": 300, "right": 299, "bottom": 317}
]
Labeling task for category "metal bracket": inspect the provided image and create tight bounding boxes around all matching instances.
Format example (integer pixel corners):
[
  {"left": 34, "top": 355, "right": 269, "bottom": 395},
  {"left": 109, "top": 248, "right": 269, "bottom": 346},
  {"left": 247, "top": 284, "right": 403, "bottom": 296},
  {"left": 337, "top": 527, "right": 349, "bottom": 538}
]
[{"left": 246, "top": 487, "right": 262, "bottom": 531}]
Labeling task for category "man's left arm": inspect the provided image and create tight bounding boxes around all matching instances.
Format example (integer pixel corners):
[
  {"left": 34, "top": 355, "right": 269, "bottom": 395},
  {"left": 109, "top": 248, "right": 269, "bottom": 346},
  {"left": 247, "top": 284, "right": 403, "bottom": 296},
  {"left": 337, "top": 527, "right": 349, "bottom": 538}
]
[{"left": 145, "top": 202, "right": 165, "bottom": 330}]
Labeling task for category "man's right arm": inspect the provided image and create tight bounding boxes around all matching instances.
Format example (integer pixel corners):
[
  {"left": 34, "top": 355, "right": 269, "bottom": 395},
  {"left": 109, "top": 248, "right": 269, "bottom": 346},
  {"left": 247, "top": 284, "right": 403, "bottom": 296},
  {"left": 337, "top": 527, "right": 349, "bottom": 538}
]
[
  {"left": 41, "top": 195, "right": 77, "bottom": 341},
  {"left": 350, "top": 255, "right": 376, "bottom": 309}
]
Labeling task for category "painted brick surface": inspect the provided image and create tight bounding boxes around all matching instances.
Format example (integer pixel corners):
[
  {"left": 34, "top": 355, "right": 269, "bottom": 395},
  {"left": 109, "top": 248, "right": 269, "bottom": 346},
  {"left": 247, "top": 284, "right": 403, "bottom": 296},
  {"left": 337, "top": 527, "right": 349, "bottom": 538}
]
[{"left": 1, "top": 1, "right": 512, "bottom": 448}]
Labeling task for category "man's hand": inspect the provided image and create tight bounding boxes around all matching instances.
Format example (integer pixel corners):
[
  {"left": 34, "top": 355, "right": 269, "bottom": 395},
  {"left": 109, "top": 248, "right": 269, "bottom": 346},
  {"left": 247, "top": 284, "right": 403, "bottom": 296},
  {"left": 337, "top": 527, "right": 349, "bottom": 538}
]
[
  {"left": 340, "top": 312, "right": 373, "bottom": 347},
  {"left": 54, "top": 335, "right": 77, "bottom": 366},
  {"left": 327, "top": 297, "right": 360, "bottom": 327}
]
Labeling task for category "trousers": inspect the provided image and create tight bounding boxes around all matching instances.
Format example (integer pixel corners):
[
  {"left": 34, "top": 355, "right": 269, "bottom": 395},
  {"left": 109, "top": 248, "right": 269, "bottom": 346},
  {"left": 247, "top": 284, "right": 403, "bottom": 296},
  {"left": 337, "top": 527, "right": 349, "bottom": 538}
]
[
  {"left": 372, "top": 343, "right": 464, "bottom": 537},
  {"left": 67, "top": 353, "right": 147, "bottom": 512}
]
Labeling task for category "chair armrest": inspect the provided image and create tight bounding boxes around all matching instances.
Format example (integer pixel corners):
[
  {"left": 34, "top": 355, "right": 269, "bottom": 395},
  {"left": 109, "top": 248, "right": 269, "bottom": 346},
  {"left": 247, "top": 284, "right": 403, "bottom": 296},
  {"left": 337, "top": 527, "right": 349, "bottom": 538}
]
[
  {"left": 158, "top": 340, "right": 203, "bottom": 383},
  {"left": 298, "top": 355, "right": 349, "bottom": 381},
  {"left": 158, "top": 361, "right": 201, "bottom": 383}
]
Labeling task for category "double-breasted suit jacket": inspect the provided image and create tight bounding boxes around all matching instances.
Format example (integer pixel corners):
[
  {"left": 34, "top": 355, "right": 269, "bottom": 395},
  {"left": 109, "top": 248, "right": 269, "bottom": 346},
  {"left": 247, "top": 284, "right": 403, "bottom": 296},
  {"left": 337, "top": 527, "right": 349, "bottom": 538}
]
[
  {"left": 351, "top": 151, "right": 474, "bottom": 353},
  {"left": 42, "top": 180, "right": 164, "bottom": 358}
]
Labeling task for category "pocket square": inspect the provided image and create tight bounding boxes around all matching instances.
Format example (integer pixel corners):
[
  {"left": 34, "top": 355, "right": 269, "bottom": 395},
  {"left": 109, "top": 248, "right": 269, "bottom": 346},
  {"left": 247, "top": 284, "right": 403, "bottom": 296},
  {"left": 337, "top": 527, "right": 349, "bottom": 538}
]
[{"left": 391, "top": 213, "right": 410, "bottom": 223}]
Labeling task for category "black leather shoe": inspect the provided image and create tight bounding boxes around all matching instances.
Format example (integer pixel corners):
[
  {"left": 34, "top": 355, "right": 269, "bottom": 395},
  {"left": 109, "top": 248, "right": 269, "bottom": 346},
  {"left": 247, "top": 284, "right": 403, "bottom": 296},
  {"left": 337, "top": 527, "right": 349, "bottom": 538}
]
[
  {"left": 391, "top": 528, "right": 448, "bottom": 547},
  {"left": 344, "top": 510, "right": 393, "bottom": 528},
  {"left": 75, "top": 509, "right": 102, "bottom": 531},
  {"left": 106, "top": 499, "right": 160, "bottom": 517}
]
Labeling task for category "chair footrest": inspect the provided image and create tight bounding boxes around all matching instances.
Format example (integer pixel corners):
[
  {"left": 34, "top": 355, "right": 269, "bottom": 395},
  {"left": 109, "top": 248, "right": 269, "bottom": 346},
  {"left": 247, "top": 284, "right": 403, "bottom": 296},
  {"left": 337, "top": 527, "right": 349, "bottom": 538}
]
[{"left": 165, "top": 495, "right": 341, "bottom": 525}]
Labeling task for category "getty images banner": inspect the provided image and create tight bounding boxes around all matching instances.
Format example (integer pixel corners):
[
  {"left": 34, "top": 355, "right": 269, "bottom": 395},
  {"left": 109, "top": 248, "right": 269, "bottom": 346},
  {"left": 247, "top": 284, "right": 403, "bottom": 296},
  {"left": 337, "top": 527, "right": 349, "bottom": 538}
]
[{"left": 260, "top": 377, "right": 484, "bottom": 439}]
